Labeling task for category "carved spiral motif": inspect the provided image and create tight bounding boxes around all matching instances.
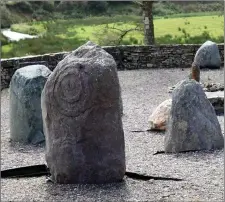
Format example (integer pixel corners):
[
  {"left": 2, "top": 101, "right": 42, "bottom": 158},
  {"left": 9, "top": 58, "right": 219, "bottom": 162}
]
[{"left": 53, "top": 65, "right": 87, "bottom": 117}]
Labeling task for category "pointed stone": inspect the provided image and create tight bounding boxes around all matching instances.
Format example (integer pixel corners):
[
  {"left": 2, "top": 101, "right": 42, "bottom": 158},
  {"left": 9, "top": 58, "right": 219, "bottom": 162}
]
[{"left": 165, "top": 79, "right": 224, "bottom": 153}]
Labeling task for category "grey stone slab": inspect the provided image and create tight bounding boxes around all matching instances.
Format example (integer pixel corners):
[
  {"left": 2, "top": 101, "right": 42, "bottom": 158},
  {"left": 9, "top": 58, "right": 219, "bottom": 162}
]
[{"left": 9, "top": 65, "right": 51, "bottom": 144}]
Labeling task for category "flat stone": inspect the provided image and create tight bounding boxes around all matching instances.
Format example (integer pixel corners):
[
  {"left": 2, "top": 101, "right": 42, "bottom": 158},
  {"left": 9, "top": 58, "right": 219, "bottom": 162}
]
[
  {"left": 205, "top": 91, "right": 224, "bottom": 114},
  {"left": 42, "top": 41, "right": 125, "bottom": 184},
  {"left": 164, "top": 80, "right": 224, "bottom": 153},
  {"left": 203, "top": 82, "right": 224, "bottom": 92},
  {"left": 9, "top": 65, "right": 51, "bottom": 144}
]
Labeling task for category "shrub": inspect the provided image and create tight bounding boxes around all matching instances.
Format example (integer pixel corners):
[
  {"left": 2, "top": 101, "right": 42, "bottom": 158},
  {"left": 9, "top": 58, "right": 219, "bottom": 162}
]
[
  {"left": 15, "top": 2, "right": 33, "bottom": 13},
  {"left": 86, "top": 1, "right": 109, "bottom": 15},
  {"left": 129, "top": 36, "right": 138, "bottom": 44},
  {"left": 182, "top": 28, "right": 187, "bottom": 34},
  {"left": 81, "top": 27, "right": 86, "bottom": 32},
  {"left": 0, "top": 33, "right": 9, "bottom": 46},
  {"left": 156, "top": 31, "right": 223, "bottom": 45},
  {"left": 42, "top": 2, "right": 54, "bottom": 12},
  {"left": 1, "top": 6, "right": 12, "bottom": 28}
]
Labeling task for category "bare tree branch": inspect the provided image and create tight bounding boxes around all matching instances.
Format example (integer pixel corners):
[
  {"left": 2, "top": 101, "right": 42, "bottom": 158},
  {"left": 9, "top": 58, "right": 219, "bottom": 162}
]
[{"left": 108, "top": 24, "right": 142, "bottom": 45}]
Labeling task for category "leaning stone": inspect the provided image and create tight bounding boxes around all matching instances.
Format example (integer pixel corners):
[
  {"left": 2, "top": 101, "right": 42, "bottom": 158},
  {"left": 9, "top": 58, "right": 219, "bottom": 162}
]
[
  {"left": 42, "top": 41, "right": 125, "bottom": 184},
  {"left": 194, "top": 40, "right": 221, "bottom": 69},
  {"left": 149, "top": 99, "right": 172, "bottom": 131},
  {"left": 165, "top": 79, "right": 224, "bottom": 153},
  {"left": 9, "top": 65, "right": 51, "bottom": 144}
]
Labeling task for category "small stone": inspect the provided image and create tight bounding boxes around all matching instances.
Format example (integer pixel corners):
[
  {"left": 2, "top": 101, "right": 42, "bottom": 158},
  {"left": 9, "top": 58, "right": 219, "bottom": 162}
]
[
  {"left": 9, "top": 65, "right": 51, "bottom": 144},
  {"left": 194, "top": 40, "right": 221, "bottom": 69},
  {"left": 149, "top": 99, "right": 172, "bottom": 131},
  {"left": 165, "top": 79, "right": 224, "bottom": 153}
]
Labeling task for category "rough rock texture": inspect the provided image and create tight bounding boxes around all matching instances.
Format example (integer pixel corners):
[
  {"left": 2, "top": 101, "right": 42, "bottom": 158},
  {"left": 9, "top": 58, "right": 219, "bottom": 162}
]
[
  {"left": 165, "top": 79, "right": 224, "bottom": 153},
  {"left": 149, "top": 99, "right": 172, "bottom": 131},
  {"left": 9, "top": 65, "right": 51, "bottom": 144},
  {"left": 194, "top": 41, "right": 221, "bottom": 69},
  {"left": 41, "top": 41, "right": 125, "bottom": 184}
]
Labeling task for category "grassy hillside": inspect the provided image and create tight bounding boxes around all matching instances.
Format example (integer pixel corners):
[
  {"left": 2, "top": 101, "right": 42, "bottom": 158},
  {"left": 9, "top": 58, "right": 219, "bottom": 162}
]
[
  {"left": 1, "top": 1, "right": 224, "bottom": 28},
  {"left": 2, "top": 15, "right": 223, "bottom": 58}
]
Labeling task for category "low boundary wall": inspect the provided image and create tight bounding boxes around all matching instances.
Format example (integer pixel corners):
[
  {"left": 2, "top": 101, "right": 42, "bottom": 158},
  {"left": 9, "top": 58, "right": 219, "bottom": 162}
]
[{"left": 1, "top": 44, "right": 224, "bottom": 89}]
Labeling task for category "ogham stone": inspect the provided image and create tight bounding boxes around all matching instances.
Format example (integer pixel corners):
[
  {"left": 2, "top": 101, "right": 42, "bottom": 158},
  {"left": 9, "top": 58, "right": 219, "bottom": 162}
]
[
  {"left": 41, "top": 41, "right": 125, "bottom": 184},
  {"left": 164, "top": 79, "right": 224, "bottom": 153},
  {"left": 9, "top": 65, "right": 51, "bottom": 144}
]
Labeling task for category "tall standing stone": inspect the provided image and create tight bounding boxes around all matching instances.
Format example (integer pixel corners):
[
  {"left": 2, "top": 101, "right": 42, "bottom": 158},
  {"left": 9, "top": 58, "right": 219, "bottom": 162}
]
[
  {"left": 41, "top": 41, "right": 125, "bottom": 184},
  {"left": 10, "top": 65, "right": 51, "bottom": 144},
  {"left": 165, "top": 79, "right": 224, "bottom": 153}
]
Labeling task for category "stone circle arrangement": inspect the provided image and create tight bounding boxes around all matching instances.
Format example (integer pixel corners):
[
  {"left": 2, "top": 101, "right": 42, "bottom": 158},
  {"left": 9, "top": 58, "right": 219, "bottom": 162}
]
[{"left": 9, "top": 40, "right": 224, "bottom": 184}]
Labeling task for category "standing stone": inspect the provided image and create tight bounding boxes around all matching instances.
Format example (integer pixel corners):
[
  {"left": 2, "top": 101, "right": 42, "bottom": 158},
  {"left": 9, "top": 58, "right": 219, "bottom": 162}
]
[
  {"left": 148, "top": 99, "right": 172, "bottom": 131},
  {"left": 194, "top": 40, "right": 221, "bottom": 69},
  {"left": 10, "top": 65, "right": 51, "bottom": 144},
  {"left": 42, "top": 41, "right": 125, "bottom": 184},
  {"left": 165, "top": 79, "right": 224, "bottom": 153}
]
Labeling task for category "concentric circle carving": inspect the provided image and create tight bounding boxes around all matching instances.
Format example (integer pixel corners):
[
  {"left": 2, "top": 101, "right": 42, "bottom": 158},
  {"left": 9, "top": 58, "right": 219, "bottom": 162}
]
[{"left": 53, "top": 65, "right": 84, "bottom": 117}]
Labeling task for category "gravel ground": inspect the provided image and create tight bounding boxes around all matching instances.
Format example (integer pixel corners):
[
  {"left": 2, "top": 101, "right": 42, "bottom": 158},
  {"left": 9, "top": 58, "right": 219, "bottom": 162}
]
[{"left": 1, "top": 68, "right": 224, "bottom": 202}]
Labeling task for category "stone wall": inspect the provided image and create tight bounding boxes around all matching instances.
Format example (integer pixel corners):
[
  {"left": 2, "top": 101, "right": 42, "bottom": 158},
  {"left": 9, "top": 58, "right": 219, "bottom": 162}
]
[{"left": 1, "top": 44, "right": 224, "bottom": 90}]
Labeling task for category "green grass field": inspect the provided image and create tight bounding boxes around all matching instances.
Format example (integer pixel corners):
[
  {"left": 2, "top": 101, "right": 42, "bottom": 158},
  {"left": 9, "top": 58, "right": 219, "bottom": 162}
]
[{"left": 2, "top": 14, "right": 224, "bottom": 58}]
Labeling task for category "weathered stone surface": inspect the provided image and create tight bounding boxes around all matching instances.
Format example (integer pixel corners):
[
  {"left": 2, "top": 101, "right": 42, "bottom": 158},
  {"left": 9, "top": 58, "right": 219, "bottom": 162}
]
[
  {"left": 165, "top": 79, "right": 224, "bottom": 153},
  {"left": 41, "top": 41, "right": 125, "bottom": 184},
  {"left": 9, "top": 65, "right": 51, "bottom": 144},
  {"left": 149, "top": 99, "right": 172, "bottom": 131},
  {"left": 194, "top": 41, "right": 221, "bottom": 69}
]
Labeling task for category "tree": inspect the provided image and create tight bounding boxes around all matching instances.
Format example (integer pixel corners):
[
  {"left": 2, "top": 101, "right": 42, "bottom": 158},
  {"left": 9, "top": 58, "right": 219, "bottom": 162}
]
[{"left": 135, "top": 1, "right": 155, "bottom": 45}]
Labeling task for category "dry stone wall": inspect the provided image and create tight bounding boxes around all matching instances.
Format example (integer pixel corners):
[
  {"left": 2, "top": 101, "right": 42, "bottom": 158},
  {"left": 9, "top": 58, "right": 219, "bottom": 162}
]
[{"left": 1, "top": 44, "right": 224, "bottom": 90}]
